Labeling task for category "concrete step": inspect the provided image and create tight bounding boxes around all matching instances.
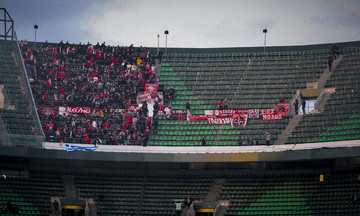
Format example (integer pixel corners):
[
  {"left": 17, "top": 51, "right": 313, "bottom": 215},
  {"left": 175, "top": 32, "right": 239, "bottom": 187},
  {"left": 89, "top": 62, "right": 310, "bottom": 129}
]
[
  {"left": 275, "top": 115, "right": 302, "bottom": 145},
  {"left": 63, "top": 175, "right": 78, "bottom": 199},
  {"left": 88, "top": 203, "right": 97, "bottom": 216}
]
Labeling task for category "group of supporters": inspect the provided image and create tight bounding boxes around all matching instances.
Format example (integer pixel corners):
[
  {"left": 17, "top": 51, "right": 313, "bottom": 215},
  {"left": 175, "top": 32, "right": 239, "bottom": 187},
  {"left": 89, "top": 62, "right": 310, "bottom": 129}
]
[{"left": 21, "top": 39, "right": 159, "bottom": 146}]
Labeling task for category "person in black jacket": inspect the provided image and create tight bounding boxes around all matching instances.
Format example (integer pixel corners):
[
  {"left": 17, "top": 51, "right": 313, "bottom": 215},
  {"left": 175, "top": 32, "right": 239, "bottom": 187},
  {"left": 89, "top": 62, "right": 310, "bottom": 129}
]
[
  {"left": 186, "top": 101, "right": 190, "bottom": 111},
  {"left": 202, "top": 137, "right": 207, "bottom": 146},
  {"left": 294, "top": 99, "right": 299, "bottom": 115}
]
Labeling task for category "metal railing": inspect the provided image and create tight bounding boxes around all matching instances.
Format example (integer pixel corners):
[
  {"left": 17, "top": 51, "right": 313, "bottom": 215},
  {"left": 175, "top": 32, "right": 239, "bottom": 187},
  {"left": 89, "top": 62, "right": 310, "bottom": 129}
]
[{"left": 0, "top": 32, "right": 45, "bottom": 147}]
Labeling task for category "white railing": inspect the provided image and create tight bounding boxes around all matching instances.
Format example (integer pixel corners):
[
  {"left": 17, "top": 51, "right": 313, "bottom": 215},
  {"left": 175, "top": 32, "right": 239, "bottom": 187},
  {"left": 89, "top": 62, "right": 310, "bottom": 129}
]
[{"left": 14, "top": 31, "right": 45, "bottom": 139}]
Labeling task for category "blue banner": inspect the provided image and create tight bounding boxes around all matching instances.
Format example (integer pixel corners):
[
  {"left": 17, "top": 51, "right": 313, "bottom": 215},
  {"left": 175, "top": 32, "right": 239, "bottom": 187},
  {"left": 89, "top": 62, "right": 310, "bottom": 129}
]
[{"left": 65, "top": 144, "right": 98, "bottom": 153}]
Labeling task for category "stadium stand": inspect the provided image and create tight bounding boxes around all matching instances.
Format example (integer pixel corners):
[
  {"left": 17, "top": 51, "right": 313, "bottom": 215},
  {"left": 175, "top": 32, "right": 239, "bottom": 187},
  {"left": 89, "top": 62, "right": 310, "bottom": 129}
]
[
  {"left": 21, "top": 40, "right": 157, "bottom": 146},
  {"left": 1, "top": 7, "right": 360, "bottom": 216},
  {"left": 0, "top": 39, "right": 43, "bottom": 147},
  {"left": 12, "top": 39, "right": 359, "bottom": 147},
  {"left": 287, "top": 46, "right": 360, "bottom": 144},
  {"left": 0, "top": 170, "right": 65, "bottom": 216},
  {"left": 1, "top": 169, "right": 360, "bottom": 216}
]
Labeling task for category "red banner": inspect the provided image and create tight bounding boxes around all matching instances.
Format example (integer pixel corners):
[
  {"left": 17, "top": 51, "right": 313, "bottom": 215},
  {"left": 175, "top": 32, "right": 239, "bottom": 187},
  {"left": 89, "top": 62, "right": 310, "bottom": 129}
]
[
  {"left": 262, "top": 113, "right": 283, "bottom": 121},
  {"left": 127, "top": 104, "right": 138, "bottom": 112},
  {"left": 67, "top": 107, "right": 91, "bottom": 114},
  {"left": 277, "top": 103, "right": 289, "bottom": 116},
  {"left": 137, "top": 92, "right": 163, "bottom": 105},
  {"left": 248, "top": 109, "right": 260, "bottom": 118},
  {"left": 207, "top": 117, "right": 233, "bottom": 124},
  {"left": 205, "top": 109, "right": 248, "bottom": 116},
  {"left": 188, "top": 115, "right": 207, "bottom": 122},
  {"left": 207, "top": 113, "right": 248, "bottom": 127},
  {"left": 40, "top": 107, "right": 56, "bottom": 116},
  {"left": 145, "top": 83, "right": 158, "bottom": 94}
]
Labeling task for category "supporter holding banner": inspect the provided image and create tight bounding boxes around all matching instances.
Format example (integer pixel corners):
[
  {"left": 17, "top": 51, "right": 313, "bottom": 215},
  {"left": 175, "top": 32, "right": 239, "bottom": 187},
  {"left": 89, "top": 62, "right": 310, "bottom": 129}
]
[{"left": 137, "top": 92, "right": 163, "bottom": 105}]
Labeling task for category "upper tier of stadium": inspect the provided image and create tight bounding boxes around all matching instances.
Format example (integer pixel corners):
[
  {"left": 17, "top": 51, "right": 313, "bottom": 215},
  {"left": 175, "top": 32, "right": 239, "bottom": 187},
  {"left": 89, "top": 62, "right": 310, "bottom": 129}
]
[{"left": 0, "top": 37, "right": 359, "bottom": 152}]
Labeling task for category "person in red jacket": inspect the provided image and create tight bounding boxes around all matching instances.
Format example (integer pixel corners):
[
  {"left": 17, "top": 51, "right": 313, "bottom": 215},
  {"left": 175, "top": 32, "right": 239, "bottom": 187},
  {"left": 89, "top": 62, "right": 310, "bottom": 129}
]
[
  {"left": 219, "top": 100, "right": 224, "bottom": 110},
  {"left": 103, "top": 121, "right": 110, "bottom": 130},
  {"left": 122, "top": 120, "right": 127, "bottom": 130},
  {"left": 88, "top": 125, "right": 93, "bottom": 133},
  {"left": 96, "top": 48, "right": 103, "bottom": 59},
  {"left": 143, "top": 126, "right": 151, "bottom": 147},
  {"left": 84, "top": 134, "right": 91, "bottom": 144},
  {"left": 59, "top": 88, "right": 65, "bottom": 101}
]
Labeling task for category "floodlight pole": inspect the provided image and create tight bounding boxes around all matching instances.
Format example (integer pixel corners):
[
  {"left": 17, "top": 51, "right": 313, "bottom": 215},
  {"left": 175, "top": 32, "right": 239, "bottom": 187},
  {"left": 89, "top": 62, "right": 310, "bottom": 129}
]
[
  {"left": 157, "top": 34, "right": 160, "bottom": 56},
  {"left": 263, "top": 29, "right": 267, "bottom": 53},
  {"left": 164, "top": 30, "right": 169, "bottom": 54},
  {"left": 34, "top": 24, "right": 39, "bottom": 49}
]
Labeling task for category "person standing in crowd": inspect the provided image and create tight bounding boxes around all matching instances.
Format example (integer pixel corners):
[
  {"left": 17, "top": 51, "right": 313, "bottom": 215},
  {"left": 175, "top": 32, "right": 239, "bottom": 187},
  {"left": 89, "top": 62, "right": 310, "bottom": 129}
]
[
  {"left": 328, "top": 56, "right": 333, "bottom": 72},
  {"left": 53, "top": 200, "right": 59, "bottom": 215},
  {"left": 169, "top": 86, "right": 176, "bottom": 100},
  {"left": 223, "top": 97, "right": 229, "bottom": 110},
  {"left": 153, "top": 101, "right": 159, "bottom": 117},
  {"left": 185, "top": 101, "right": 190, "bottom": 111},
  {"left": 202, "top": 136, "right": 207, "bottom": 146},
  {"left": 158, "top": 50, "right": 163, "bottom": 62},
  {"left": 294, "top": 99, "right": 299, "bottom": 115},
  {"left": 185, "top": 195, "right": 193, "bottom": 207},
  {"left": 152, "top": 116, "right": 158, "bottom": 134},
  {"left": 238, "top": 136, "right": 243, "bottom": 146},
  {"left": 219, "top": 100, "right": 224, "bottom": 110},
  {"left": 143, "top": 126, "right": 151, "bottom": 147},
  {"left": 253, "top": 138, "right": 259, "bottom": 145},
  {"left": 163, "top": 89, "right": 170, "bottom": 105},
  {"left": 302, "top": 99, "right": 306, "bottom": 115},
  {"left": 265, "top": 132, "right": 271, "bottom": 146}
]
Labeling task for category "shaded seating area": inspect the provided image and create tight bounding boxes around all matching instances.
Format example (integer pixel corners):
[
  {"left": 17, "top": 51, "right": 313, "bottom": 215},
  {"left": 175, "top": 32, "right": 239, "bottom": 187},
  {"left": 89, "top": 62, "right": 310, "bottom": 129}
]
[
  {"left": 1, "top": 168, "right": 360, "bottom": 216},
  {"left": 0, "top": 170, "right": 65, "bottom": 216},
  {"left": 220, "top": 172, "right": 360, "bottom": 216}
]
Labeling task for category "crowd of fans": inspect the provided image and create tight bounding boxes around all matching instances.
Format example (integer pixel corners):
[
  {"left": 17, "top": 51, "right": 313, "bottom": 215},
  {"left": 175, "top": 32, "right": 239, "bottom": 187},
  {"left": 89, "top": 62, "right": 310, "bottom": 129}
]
[{"left": 20, "top": 39, "right": 159, "bottom": 146}]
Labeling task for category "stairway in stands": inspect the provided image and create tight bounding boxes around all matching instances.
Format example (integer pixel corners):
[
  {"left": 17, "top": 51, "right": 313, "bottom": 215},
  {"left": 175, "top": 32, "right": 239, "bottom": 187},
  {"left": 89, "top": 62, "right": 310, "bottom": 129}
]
[
  {"left": 276, "top": 54, "right": 343, "bottom": 145},
  {"left": 62, "top": 174, "right": 97, "bottom": 215},
  {"left": 63, "top": 175, "right": 78, "bottom": 199},
  {"left": 275, "top": 115, "right": 302, "bottom": 145},
  {"left": 190, "top": 178, "right": 226, "bottom": 215}
]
